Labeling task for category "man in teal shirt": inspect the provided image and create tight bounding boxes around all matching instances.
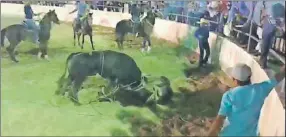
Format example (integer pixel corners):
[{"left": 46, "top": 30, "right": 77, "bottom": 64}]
[
  {"left": 207, "top": 63, "right": 285, "bottom": 136},
  {"left": 69, "top": 0, "right": 90, "bottom": 25}
]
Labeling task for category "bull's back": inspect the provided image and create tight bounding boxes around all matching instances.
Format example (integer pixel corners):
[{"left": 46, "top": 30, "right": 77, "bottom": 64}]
[{"left": 103, "top": 50, "right": 142, "bottom": 80}]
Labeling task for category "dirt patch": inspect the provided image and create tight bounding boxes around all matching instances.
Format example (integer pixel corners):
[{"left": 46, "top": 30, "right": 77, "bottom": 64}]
[{"left": 123, "top": 69, "right": 234, "bottom": 136}]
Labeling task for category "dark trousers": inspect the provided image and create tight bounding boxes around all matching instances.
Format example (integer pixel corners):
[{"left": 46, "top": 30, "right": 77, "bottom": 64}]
[
  {"left": 260, "top": 34, "right": 274, "bottom": 68},
  {"left": 198, "top": 40, "right": 210, "bottom": 66},
  {"left": 259, "top": 23, "right": 276, "bottom": 69}
]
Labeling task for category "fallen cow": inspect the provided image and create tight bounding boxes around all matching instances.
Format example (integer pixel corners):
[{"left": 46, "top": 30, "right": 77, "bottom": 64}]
[{"left": 56, "top": 50, "right": 149, "bottom": 105}]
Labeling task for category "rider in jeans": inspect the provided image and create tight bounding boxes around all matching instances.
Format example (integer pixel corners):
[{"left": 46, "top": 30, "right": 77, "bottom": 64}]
[
  {"left": 69, "top": 0, "right": 90, "bottom": 26},
  {"left": 24, "top": 1, "right": 41, "bottom": 44}
]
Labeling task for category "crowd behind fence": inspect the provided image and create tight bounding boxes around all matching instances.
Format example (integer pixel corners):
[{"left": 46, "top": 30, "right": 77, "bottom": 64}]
[{"left": 1, "top": 0, "right": 285, "bottom": 64}]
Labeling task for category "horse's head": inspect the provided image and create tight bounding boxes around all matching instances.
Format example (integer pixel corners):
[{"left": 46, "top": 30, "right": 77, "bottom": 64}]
[
  {"left": 47, "top": 10, "right": 60, "bottom": 24},
  {"left": 141, "top": 9, "right": 162, "bottom": 25},
  {"left": 87, "top": 12, "right": 93, "bottom": 26}
]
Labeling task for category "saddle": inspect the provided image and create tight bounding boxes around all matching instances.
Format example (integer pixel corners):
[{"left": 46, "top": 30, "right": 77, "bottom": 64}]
[{"left": 22, "top": 19, "right": 40, "bottom": 30}]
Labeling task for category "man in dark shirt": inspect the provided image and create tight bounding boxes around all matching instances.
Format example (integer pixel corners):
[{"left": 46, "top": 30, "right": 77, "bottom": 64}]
[
  {"left": 194, "top": 18, "right": 210, "bottom": 67},
  {"left": 130, "top": 4, "right": 141, "bottom": 35},
  {"left": 23, "top": 1, "right": 41, "bottom": 44}
]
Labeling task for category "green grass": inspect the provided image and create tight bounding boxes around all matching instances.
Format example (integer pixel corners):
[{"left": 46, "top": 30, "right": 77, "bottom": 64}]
[{"left": 1, "top": 16, "right": 224, "bottom": 136}]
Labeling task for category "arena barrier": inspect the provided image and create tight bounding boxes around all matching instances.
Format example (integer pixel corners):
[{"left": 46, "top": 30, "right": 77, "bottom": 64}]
[{"left": 1, "top": 3, "right": 284, "bottom": 136}]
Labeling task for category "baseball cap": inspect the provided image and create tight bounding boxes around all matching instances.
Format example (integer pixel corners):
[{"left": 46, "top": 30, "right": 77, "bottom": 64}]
[{"left": 226, "top": 63, "right": 252, "bottom": 82}]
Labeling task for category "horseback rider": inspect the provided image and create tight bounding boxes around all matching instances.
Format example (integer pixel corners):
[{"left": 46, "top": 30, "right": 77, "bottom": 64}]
[
  {"left": 130, "top": 3, "right": 142, "bottom": 35},
  {"left": 69, "top": 0, "right": 90, "bottom": 27},
  {"left": 23, "top": 1, "right": 42, "bottom": 44}
]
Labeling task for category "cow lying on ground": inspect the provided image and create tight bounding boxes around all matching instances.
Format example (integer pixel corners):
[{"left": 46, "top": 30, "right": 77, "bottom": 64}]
[{"left": 56, "top": 50, "right": 173, "bottom": 106}]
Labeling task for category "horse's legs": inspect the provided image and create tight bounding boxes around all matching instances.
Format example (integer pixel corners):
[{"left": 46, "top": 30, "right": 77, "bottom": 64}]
[
  {"left": 39, "top": 41, "right": 49, "bottom": 60},
  {"left": 147, "top": 36, "right": 151, "bottom": 52},
  {"left": 69, "top": 76, "right": 86, "bottom": 105},
  {"left": 116, "top": 33, "right": 124, "bottom": 50},
  {"left": 6, "top": 43, "right": 19, "bottom": 63},
  {"left": 81, "top": 34, "right": 85, "bottom": 49},
  {"left": 89, "top": 34, "right": 95, "bottom": 50},
  {"left": 77, "top": 33, "right": 81, "bottom": 48},
  {"left": 73, "top": 31, "right": 76, "bottom": 47}
]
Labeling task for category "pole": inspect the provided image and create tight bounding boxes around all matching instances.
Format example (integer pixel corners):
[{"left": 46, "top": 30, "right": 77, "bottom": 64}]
[{"left": 247, "top": 20, "right": 253, "bottom": 52}]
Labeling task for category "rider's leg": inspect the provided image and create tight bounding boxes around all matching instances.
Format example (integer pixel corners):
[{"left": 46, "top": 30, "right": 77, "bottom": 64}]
[{"left": 25, "top": 19, "right": 40, "bottom": 44}]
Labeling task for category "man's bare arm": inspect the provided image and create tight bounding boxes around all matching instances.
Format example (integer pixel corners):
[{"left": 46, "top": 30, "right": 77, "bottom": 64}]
[
  {"left": 207, "top": 115, "right": 226, "bottom": 136},
  {"left": 275, "top": 65, "right": 285, "bottom": 83}
]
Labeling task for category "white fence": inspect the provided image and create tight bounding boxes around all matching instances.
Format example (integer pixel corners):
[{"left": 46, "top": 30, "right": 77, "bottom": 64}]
[{"left": 1, "top": 3, "right": 285, "bottom": 136}]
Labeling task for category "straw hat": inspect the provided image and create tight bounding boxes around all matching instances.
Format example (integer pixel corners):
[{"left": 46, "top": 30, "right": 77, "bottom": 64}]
[{"left": 197, "top": 18, "right": 209, "bottom": 24}]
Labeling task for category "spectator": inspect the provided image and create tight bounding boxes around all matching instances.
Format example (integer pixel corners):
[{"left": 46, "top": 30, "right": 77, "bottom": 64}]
[
  {"left": 187, "top": 1, "right": 207, "bottom": 26},
  {"left": 207, "top": 1, "right": 220, "bottom": 31},
  {"left": 252, "top": 1, "right": 285, "bottom": 68},
  {"left": 194, "top": 18, "right": 210, "bottom": 67},
  {"left": 207, "top": 64, "right": 285, "bottom": 136}
]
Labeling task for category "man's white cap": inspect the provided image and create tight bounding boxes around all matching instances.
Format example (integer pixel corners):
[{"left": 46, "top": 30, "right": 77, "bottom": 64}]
[{"left": 226, "top": 63, "right": 252, "bottom": 81}]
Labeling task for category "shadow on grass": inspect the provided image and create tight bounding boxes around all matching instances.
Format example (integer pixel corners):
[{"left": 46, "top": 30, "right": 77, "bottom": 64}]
[
  {"left": 110, "top": 128, "right": 130, "bottom": 136},
  {"left": 24, "top": 47, "right": 67, "bottom": 56},
  {"left": 115, "top": 109, "right": 157, "bottom": 136}
]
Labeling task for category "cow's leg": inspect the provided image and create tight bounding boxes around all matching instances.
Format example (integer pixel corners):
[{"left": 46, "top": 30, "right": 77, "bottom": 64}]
[
  {"left": 6, "top": 43, "right": 19, "bottom": 63},
  {"left": 56, "top": 75, "right": 73, "bottom": 96},
  {"left": 89, "top": 33, "right": 95, "bottom": 50},
  {"left": 69, "top": 76, "right": 85, "bottom": 105}
]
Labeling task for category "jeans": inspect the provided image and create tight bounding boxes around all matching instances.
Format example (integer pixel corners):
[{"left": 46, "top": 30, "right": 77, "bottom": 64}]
[
  {"left": 260, "top": 34, "right": 274, "bottom": 68},
  {"left": 198, "top": 40, "right": 210, "bottom": 66},
  {"left": 131, "top": 15, "right": 140, "bottom": 34},
  {"left": 24, "top": 19, "right": 40, "bottom": 43},
  {"left": 259, "top": 22, "right": 276, "bottom": 68}
]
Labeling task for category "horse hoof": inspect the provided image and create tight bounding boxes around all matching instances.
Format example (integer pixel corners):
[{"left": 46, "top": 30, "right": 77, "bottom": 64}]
[
  {"left": 13, "top": 60, "right": 19, "bottom": 63},
  {"left": 74, "top": 102, "right": 81, "bottom": 106},
  {"left": 44, "top": 55, "right": 50, "bottom": 61},
  {"left": 37, "top": 52, "right": 42, "bottom": 59}
]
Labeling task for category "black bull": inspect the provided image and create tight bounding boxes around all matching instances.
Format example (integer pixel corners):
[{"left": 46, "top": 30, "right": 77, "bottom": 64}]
[{"left": 56, "top": 50, "right": 173, "bottom": 105}]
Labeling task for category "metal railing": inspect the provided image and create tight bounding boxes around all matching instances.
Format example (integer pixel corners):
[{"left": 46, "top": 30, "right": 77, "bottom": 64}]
[{"left": 3, "top": 0, "right": 284, "bottom": 64}]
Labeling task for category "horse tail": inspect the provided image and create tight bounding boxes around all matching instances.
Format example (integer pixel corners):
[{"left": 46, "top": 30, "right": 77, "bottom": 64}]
[
  {"left": 57, "top": 52, "right": 81, "bottom": 85},
  {"left": 1, "top": 28, "right": 7, "bottom": 47}
]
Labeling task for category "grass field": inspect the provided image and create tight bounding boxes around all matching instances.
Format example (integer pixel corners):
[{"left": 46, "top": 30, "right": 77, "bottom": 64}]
[{"left": 1, "top": 15, "right": 226, "bottom": 136}]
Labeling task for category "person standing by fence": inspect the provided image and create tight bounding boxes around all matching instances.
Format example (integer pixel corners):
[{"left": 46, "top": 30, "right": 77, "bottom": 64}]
[
  {"left": 194, "top": 18, "right": 210, "bottom": 67},
  {"left": 252, "top": 1, "right": 285, "bottom": 69}
]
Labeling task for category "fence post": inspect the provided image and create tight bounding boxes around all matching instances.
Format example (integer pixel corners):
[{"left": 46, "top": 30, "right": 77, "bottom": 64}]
[
  {"left": 247, "top": 20, "right": 253, "bottom": 52},
  {"left": 124, "top": 3, "right": 129, "bottom": 13}
]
